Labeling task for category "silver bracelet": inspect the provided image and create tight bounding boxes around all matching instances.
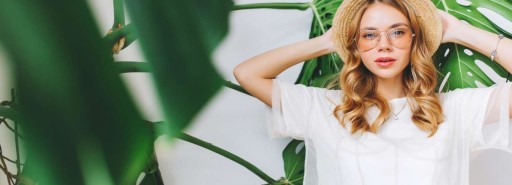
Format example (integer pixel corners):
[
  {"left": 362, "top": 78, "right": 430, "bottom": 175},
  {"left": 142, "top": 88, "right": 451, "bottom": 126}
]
[{"left": 490, "top": 34, "right": 505, "bottom": 62}]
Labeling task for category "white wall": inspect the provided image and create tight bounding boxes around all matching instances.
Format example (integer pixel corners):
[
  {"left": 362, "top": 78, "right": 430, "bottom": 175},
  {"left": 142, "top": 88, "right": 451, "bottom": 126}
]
[{"left": 1, "top": 0, "right": 512, "bottom": 185}]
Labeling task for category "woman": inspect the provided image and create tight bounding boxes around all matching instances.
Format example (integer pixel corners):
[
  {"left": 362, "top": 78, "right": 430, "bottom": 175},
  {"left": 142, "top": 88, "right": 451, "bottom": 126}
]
[{"left": 233, "top": 0, "right": 512, "bottom": 184}]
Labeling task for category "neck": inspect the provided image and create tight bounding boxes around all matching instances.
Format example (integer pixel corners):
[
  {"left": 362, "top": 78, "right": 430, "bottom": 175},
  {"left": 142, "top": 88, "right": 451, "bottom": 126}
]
[{"left": 376, "top": 75, "right": 405, "bottom": 100}]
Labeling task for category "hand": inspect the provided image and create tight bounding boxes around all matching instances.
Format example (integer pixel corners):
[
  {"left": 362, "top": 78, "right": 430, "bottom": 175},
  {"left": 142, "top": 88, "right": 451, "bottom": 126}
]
[
  {"left": 321, "top": 28, "right": 336, "bottom": 53},
  {"left": 437, "top": 10, "right": 465, "bottom": 43}
]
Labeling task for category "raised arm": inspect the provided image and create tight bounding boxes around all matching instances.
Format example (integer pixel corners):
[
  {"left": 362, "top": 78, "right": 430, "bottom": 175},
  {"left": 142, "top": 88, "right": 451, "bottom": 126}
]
[
  {"left": 233, "top": 29, "right": 335, "bottom": 107},
  {"left": 437, "top": 10, "right": 512, "bottom": 117}
]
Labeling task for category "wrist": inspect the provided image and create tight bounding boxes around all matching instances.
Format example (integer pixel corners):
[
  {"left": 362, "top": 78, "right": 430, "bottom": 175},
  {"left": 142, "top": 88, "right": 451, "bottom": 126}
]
[
  {"left": 451, "top": 23, "right": 473, "bottom": 45},
  {"left": 318, "top": 34, "right": 336, "bottom": 54}
]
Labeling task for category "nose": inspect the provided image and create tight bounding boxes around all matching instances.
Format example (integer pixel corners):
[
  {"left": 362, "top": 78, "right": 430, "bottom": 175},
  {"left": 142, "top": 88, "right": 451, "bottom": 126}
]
[{"left": 377, "top": 32, "right": 392, "bottom": 51}]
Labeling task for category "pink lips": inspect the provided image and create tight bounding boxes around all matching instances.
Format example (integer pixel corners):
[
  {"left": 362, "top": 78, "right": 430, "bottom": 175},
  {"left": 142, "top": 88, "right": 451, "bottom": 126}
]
[{"left": 375, "top": 57, "right": 396, "bottom": 67}]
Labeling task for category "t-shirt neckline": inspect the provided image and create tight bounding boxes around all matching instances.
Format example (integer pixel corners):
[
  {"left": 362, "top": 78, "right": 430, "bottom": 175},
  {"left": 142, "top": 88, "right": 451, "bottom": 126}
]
[{"left": 388, "top": 96, "right": 407, "bottom": 104}]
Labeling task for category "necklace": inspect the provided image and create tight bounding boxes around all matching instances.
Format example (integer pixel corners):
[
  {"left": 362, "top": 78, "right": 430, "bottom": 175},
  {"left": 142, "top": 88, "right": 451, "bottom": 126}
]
[{"left": 392, "top": 100, "right": 407, "bottom": 120}]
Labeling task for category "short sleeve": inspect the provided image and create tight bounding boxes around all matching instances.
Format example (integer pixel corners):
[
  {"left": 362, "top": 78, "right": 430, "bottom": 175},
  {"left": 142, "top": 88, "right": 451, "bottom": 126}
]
[
  {"left": 443, "top": 82, "right": 512, "bottom": 152},
  {"left": 265, "top": 79, "right": 319, "bottom": 140},
  {"left": 472, "top": 82, "right": 512, "bottom": 152}
]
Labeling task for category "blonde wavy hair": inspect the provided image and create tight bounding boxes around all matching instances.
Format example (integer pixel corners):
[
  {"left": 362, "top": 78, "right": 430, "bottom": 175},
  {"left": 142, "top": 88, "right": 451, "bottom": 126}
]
[{"left": 328, "top": 0, "right": 444, "bottom": 137}]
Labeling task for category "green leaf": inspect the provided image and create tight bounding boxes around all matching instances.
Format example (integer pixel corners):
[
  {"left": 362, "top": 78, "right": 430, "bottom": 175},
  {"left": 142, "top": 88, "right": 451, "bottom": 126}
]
[
  {"left": 295, "top": 0, "right": 343, "bottom": 87},
  {"left": 434, "top": 0, "right": 512, "bottom": 91},
  {"left": 281, "top": 140, "right": 306, "bottom": 185},
  {"left": 0, "top": 0, "right": 154, "bottom": 184},
  {"left": 311, "top": 73, "right": 339, "bottom": 88},
  {"left": 124, "top": 0, "right": 233, "bottom": 137}
]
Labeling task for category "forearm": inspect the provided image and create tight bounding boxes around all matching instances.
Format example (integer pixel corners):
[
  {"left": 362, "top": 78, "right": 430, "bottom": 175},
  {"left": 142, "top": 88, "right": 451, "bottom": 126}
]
[
  {"left": 234, "top": 35, "right": 333, "bottom": 80},
  {"left": 453, "top": 24, "right": 512, "bottom": 73}
]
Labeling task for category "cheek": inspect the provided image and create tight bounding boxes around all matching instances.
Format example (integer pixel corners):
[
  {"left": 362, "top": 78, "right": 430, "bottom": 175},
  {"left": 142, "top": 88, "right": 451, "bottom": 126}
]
[
  {"left": 400, "top": 50, "right": 412, "bottom": 65},
  {"left": 359, "top": 52, "right": 374, "bottom": 67}
]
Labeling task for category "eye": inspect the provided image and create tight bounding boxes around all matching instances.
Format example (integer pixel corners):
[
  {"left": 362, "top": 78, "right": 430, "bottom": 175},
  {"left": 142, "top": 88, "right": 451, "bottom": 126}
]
[
  {"left": 391, "top": 29, "right": 405, "bottom": 36},
  {"left": 390, "top": 28, "right": 410, "bottom": 38},
  {"left": 362, "top": 32, "right": 377, "bottom": 39}
]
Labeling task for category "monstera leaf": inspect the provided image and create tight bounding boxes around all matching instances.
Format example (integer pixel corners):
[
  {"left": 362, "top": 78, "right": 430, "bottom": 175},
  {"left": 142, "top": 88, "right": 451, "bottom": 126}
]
[
  {"left": 278, "top": 140, "right": 306, "bottom": 185},
  {"left": 296, "top": 0, "right": 344, "bottom": 87},
  {"left": 434, "top": 0, "right": 512, "bottom": 91}
]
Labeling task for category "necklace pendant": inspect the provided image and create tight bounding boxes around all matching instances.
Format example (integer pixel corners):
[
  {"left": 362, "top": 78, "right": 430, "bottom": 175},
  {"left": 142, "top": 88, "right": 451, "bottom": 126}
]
[{"left": 393, "top": 115, "right": 398, "bottom": 120}]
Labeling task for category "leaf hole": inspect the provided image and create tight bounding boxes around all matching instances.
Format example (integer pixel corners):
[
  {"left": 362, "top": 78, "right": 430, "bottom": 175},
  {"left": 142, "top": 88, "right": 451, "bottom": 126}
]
[
  {"left": 325, "top": 12, "right": 333, "bottom": 19},
  {"left": 444, "top": 48, "right": 450, "bottom": 57},
  {"left": 295, "top": 142, "right": 305, "bottom": 154}
]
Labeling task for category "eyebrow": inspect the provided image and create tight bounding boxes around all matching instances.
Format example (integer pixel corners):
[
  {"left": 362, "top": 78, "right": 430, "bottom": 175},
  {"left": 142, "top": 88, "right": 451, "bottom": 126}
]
[{"left": 360, "top": 23, "right": 410, "bottom": 30}]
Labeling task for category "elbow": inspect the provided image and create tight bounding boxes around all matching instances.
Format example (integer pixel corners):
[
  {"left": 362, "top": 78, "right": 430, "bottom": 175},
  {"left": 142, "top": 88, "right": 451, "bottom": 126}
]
[
  {"left": 233, "top": 64, "right": 249, "bottom": 84},
  {"left": 233, "top": 61, "right": 269, "bottom": 85}
]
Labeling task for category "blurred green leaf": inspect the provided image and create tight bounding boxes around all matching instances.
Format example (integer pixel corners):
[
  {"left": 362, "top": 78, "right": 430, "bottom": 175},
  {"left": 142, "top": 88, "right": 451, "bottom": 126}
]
[
  {"left": 0, "top": 0, "right": 154, "bottom": 184},
  {"left": 434, "top": 0, "right": 512, "bottom": 91},
  {"left": 139, "top": 152, "right": 164, "bottom": 185},
  {"left": 139, "top": 170, "right": 163, "bottom": 185},
  {"left": 124, "top": 0, "right": 233, "bottom": 138}
]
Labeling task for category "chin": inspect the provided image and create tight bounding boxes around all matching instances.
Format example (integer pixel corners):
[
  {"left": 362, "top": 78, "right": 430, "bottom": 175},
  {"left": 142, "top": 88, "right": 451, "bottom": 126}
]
[
  {"left": 363, "top": 62, "right": 407, "bottom": 79},
  {"left": 369, "top": 69, "right": 403, "bottom": 79}
]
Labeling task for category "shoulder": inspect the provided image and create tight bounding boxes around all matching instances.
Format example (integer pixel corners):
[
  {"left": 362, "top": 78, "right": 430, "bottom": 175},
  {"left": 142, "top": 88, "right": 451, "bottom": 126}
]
[
  {"left": 272, "top": 78, "right": 343, "bottom": 107},
  {"left": 437, "top": 86, "right": 498, "bottom": 102},
  {"left": 436, "top": 86, "right": 502, "bottom": 114}
]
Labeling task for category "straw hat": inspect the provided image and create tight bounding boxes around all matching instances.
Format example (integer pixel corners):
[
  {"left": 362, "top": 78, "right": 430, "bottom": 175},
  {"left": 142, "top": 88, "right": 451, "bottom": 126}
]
[{"left": 332, "top": 0, "right": 443, "bottom": 62}]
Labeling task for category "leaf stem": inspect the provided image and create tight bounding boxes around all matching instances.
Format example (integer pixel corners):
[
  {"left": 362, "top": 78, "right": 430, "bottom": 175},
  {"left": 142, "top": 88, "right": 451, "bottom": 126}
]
[
  {"left": 104, "top": 24, "right": 137, "bottom": 50},
  {"left": 112, "top": 0, "right": 125, "bottom": 29},
  {"left": 232, "top": 3, "right": 310, "bottom": 11},
  {"left": 174, "top": 132, "right": 277, "bottom": 184},
  {"left": 0, "top": 119, "right": 23, "bottom": 138},
  {"left": 115, "top": 61, "right": 150, "bottom": 73},
  {"left": 0, "top": 152, "right": 14, "bottom": 185},
  {"left": 440, "top": 0, "right": 450, "bottom": 12},
  {"left": 114, "top": 62, "right": 252, "bottom": 96},
  {"left": 0, "top": 107, "right": 19, "bottom": 122},
  {"left": 11, "top": 89, "right": 21, "bottom": 179},
  {"left": 224, "top": 81, "right": 250, "bottom": 96}
]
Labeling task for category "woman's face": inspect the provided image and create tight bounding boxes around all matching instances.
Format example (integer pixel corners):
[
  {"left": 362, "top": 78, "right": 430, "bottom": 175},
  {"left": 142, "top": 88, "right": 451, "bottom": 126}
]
[{"left": 357, "top": 2, "right": 413, "bottom": 79}]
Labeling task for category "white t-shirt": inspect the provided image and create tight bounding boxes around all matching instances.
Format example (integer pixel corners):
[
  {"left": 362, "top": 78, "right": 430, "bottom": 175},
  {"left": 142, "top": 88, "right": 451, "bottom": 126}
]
[{"left": 266, "top": 79, "right": 512, "bottom": 185}]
